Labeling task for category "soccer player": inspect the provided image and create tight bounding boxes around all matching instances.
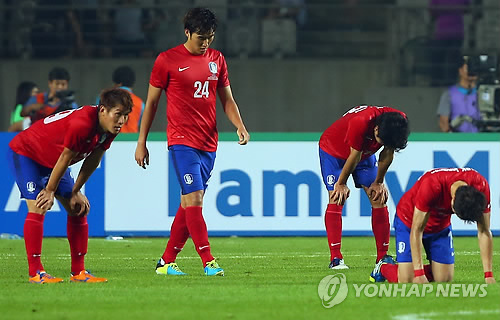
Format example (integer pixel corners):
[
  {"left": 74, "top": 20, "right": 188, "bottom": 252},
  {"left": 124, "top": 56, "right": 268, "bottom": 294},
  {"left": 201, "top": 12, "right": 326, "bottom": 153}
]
[
  {"left": 319, "top": 105, "right": 409, "bottom": 269},
  {"left": 370, "top": 168, "right": 496, "bottom": 284},
  {"left": 7, "top": 88, "right": 132, "bottom": 283},
  {"left": 134, "top": 8, "right": 250, "bottom": 276}
]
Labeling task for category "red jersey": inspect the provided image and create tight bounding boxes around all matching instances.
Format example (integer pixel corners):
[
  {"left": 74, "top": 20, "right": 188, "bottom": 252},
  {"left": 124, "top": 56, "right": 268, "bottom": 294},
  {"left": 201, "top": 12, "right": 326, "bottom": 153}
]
[
  {"left": 319, "top": 106, "right": 406, "bottom": 160},
  {"left": 9, "top": 106, "right": 116, "bottom": 168},
  {"left": 149, "top": 45, "right": 230, "bottom": 152},
  {"left": 397, "top": 168, "right": 491, "bottom": 233}
]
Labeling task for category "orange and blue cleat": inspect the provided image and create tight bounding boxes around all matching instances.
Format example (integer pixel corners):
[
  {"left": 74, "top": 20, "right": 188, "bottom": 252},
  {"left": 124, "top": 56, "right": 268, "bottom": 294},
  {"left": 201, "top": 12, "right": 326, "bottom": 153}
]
[
  {"left": 29, "top": 271, "right": 64, "bottom": 284},
  {"left": 70, "top": 270, "right": 108, "bottom": 283}
]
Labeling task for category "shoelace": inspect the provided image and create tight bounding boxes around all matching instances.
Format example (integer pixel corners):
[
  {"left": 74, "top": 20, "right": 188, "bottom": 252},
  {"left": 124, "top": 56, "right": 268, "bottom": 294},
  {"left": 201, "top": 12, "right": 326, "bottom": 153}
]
[
  {"left": 40, "top": 272, "right": 55, "bottom": 279},
  {"left": 206, "top": 261, "right": 219, "bottom": 269},
  {"left": 168, "top": 263, "right": 183, "bottom": 272}
]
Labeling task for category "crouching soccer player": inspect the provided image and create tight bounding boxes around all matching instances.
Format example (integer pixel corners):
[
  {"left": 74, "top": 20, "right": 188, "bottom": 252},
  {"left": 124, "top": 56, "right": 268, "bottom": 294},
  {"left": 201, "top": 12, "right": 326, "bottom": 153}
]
[
  {"left": 7, "top": 88, "right": 132, "bottom": 283},
  {"left": 319, "top": 105, "right": 409, "bottom": 269},
  {"left": 370, "top": 168, "right": 496, "bottom": 284}
]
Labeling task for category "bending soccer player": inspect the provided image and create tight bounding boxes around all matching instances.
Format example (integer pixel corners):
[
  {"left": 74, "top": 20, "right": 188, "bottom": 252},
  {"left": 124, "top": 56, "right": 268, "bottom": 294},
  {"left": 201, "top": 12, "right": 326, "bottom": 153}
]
[
  {"left": 319, "top": 105, "right": 409, "bottom": 269},
  {"left": 370, "top": 168, "right": 496, "bottom": 284},
  {"left": 135, "top": 8, "right": 250, "bottom": 276},
  {"left": 8, "top": 88, "right": 132, "bottom": 283}
]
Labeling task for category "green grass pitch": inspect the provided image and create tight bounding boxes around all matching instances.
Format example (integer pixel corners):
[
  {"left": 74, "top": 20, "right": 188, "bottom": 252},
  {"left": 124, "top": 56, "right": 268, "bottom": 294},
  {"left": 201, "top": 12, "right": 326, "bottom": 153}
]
[{"left": 1, "top": 236, "right": 499, "bottom": 319}]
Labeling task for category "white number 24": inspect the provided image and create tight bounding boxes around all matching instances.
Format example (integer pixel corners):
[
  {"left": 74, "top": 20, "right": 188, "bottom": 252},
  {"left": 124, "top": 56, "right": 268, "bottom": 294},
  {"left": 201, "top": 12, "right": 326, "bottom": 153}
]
[{"left": 194, "top": 81, "right": 209, "bottom": 98}]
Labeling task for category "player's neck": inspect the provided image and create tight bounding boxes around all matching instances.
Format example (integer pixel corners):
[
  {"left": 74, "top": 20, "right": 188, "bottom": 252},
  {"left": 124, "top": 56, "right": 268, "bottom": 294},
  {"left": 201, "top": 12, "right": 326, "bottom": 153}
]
[{"left": 450, "top": 180, "right": 467, "bottom": 197}]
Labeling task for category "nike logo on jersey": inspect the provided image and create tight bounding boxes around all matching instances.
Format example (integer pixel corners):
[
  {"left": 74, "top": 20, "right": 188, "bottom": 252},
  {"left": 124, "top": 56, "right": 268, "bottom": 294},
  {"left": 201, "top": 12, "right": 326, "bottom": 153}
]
[{"left": 178, "top": 66, "right": 190, "bottom": 72}]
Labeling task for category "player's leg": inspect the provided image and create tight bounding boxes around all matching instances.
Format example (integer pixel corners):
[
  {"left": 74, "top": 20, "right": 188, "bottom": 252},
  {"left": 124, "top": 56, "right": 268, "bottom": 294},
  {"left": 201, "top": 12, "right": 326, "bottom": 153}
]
[
  {"left": 6, "top": 147, "right": 63, "bottom": 283},
  {"left": 354, "top": 155, "right": 390, "bottom": 262},
  {"left": 56, "top": 174, "right": 107, "bottom": 283},
  {"left": 428, "top": 226, "right": 455, "bottom": 282},
  {"left": 319, "top": 148, "right": 348, "bottom": 269},
  {"left": 372, "top": 214, "right": 405, "bottom": 283}
]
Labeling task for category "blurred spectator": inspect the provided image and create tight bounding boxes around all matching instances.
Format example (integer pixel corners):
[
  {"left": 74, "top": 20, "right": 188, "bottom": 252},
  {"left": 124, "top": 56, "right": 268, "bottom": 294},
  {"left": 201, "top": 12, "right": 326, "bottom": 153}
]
[
  {"left": 8, "top": 81, "right": 39, "bottom": 132},
  {"left": 265, "top": 0, "right": 307, "bottom": 28},
  {"left": 97, "top": 66, "right": 144, "bottom": 133},
  {"left": 30, "top": 0, "right": 85, "bottom": 58},
  {"left": 70, "top": 0, "right": 107, "bottom": 57},
  {"left": 5, "top": 0, "right": 37, "bottom": 59},
  {"left": 429, "top": 0, "right": 470, "bottom": 86},
  {"left": 22, "top": 67, "right": 78, "bottom": 124},
  {"left": 437, "top": 55, "right": 480, "bottom": 132},
  {"left": 112, "top": 0, "right": 156, "bottom": 57}
]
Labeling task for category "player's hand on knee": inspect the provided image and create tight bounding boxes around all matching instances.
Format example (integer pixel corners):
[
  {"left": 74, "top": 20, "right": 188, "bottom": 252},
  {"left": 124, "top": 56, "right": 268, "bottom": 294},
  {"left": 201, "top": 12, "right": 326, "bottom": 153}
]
[
  {"left": 135, "top": 144, "right": 150, "bottom": 169},
  {"left": 35, "top": 189, "right": 55, "bottom": 210},
  {"left": 413, "top": 275, "right": 429, "bottom": 284},
  {"left": 485, "top": 277, "right": 496, "bottom": 284},
  {"left": 332, "top": 183, "right": 350, "bottom": 205},
  {"left": 368, "top": 182, "right": 388, "bottom": 204},
  {"left": 70, "top": 191, "right": 90, "bottom": 216}
]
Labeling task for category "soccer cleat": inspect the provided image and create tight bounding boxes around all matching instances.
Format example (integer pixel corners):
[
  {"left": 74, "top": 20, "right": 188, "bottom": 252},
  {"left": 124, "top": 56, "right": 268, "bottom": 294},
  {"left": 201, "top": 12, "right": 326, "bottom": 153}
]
[
  {"left": 70, "top": 270, "right": 108, "bottom": 283},
  {"left": 204, "top": 259, "right": 224, "bottom": 276},
  {"left": 155, "top": 258, "right": 187, "bottom": 276},
  {"left": 29, "top": 271, "right": 64, "bottom": 284},
  {"left": 329, "top": 258, "right": 349, "bottom": 270},
  {"left": 369, "top": 254, "right": 396, "bottom": 283}
]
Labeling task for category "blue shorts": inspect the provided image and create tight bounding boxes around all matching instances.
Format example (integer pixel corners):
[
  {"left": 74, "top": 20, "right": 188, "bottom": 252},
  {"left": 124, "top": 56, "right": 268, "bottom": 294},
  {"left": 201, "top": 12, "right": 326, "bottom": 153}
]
[
  {"left": 319, "top": 147, "right": 377, "bottom": 190},
  {"left": 394, "top": 215, "right": 455, "bottom": 265},
  {"left": 7, "top": 147, "right": 75, "bottom": 200},
  {"left": 169, "top": 145, "right": 216, "bottom": 195}
]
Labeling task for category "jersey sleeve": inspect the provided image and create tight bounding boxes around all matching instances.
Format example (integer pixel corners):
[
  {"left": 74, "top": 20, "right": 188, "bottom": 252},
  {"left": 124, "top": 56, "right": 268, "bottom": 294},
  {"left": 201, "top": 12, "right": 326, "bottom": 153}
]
[
  {"left": 436, "top": 90, "right": 451, "bottom": 116},
  {"left": 414, "top": 178, "right": 439, "bottom": 213},
  {"left": 217, "top": 55, "right": 230, "bottom": 88},
  {"left": 344, "top": 116, "right": 367, "bottom": 151},
  {"left": 149, "top": 52, "right": 169, "bottom": 89},
  {"left": 63, "top": 121, "right": 92, "bottom": 153}
]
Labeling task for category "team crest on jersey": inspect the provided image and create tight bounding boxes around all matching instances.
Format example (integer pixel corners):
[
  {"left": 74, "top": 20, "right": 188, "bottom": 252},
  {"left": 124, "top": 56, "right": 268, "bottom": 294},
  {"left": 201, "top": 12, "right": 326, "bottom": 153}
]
[
  {"left": 184, "top": 174, "right": 194, "bottom": 185},
  {"left": 99, "top": 134, "right": 107, "bottom": 144},
  {"left": 26, "top": 182, "right": 36, "bottom": 193},
  {"left": 326, "top": 175, "right": 336, "bottom": 185},
  {"left": 208, "top": 62, "right": 218, "bottom": 74}
]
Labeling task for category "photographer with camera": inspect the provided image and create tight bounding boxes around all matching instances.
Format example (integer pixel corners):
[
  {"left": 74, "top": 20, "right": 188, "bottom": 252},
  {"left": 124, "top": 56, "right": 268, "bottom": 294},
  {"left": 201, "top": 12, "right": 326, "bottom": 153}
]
[
  {"left": 21, "top": 67, "right": 78, "bottom": 125},
  {"left": 437, "top": 55, "right": 481, "bottom": 132}
]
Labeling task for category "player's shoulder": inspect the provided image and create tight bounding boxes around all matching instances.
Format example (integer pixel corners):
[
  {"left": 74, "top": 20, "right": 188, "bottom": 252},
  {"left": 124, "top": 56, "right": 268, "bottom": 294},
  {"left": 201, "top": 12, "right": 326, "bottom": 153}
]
[
  {"left": 207, "top": 48, "right": 225, "bottom": 60},
  {"left": 67, "top": 106, "right": 98, "bottom": 130}
]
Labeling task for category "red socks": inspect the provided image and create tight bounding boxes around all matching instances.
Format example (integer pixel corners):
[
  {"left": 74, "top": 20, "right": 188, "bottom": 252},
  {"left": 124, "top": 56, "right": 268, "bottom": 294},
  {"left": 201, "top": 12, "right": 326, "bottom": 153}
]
[
  {"left": 372, "top": 207, "right": 390, "bottom": 262},
  {"left": 381, "top": 264, "right": 434, "bottom": 283},
  {"left": 162, "top": 205, "right": 190, "bottom": 263},
  {"left": 67, "top": 215, "right": 88, "bottom": 275},
  {"left": 24, "top": 212, "right": 45, "bottom": 276},
  {"left": 381, "top": 263, "right": 399, "bottom": 283},
  {"left": 325, "top": 204, "right": 343, "bottom": 260},
  {"left": 185, "top": 206, "right": 214, "bottom": 265}
]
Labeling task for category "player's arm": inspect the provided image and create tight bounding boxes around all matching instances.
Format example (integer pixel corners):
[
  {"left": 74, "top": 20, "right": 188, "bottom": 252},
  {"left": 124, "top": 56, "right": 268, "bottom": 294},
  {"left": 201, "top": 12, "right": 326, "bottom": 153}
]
[
  {"left": 217, "top": 85, "right": 249, "bottom": 145},
  {"left": 368, "top": 147, "right": 394, "bottom": 202},
  {"left": 477, "top": 212, "right": 495, "bottom": 284},
  {"left": 35, "top": 147, "right": 78, "bottom": 210},
  {"left": 439, "top": 115, "right": 451, "bottom": 132},
  {"left": 332, "top": 147, "right": 362, "bottom": 205},
  {"left": 410, "top": 207, "right": 431, "bottom": 283},
  {"left": 135, "top": 84, "right": 162, "bottom": 168},
  {"left": 68, "top": 147, "right": 106, "bottom": 216}
]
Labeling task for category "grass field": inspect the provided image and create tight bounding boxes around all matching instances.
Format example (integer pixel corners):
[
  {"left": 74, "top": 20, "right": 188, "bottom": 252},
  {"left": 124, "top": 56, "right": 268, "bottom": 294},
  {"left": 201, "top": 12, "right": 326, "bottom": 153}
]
[{"left": 1, "top": 236, "right": 499, "bottom": 320}]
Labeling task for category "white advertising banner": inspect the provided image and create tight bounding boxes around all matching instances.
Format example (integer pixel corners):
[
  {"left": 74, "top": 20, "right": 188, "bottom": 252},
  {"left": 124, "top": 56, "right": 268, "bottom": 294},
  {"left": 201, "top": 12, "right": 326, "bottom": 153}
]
[{"left": 105, "top": 140, "right": 500, "bottom": 235}]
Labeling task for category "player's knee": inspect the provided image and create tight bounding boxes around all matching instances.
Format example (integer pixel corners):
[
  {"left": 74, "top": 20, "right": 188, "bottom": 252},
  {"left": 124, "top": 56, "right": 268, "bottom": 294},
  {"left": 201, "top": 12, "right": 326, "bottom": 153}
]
[{"left": 433, "top": 273, "right": 453, "bottom": 282}]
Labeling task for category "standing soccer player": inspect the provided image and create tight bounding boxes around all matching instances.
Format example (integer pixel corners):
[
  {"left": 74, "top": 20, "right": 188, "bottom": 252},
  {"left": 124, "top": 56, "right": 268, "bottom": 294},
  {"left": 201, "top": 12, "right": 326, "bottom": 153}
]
[
  {"left": 7, "top": 88, "right": 132, "bottom": 283},
  {"left": 135, "top": 8, "right": 250, "bottom": 276},
  {"left": 319, "top": 105, "right": 409, "bottom": 269},
  {"left": 370, "top": 168, "right": 495, "bottom": 284}
]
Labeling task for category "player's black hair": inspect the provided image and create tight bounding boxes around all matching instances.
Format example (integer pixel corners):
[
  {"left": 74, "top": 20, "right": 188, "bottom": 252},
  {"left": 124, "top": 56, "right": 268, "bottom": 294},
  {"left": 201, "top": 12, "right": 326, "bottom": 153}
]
[
  {"left": 112, "top": 66, "right": 136, "bottom": 87},
  {"left": 184, "top": 7, "right": 218, "bottom": 35},
  {"left": 453, "top": 185, "right": 486, "bottom": 223},
  {"left": 375, "top": 112, "right": 410, "bottom": 151},
  {"left": 48, "top": 67, "right": 70, "bottom": 81},
  {"left": 15, "top": 81, "right": 37, "bottom": 108},
  {"left": 99, "top": 88, "right": 133, "bottom": 114}
]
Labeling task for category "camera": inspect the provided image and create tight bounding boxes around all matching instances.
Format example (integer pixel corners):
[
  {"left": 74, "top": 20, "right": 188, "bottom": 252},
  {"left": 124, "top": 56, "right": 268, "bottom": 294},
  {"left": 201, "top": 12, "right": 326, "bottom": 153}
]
[
  {"left": 54, "top": 89, "right": 76, "bottom": 113},
  {"left": 465, "top": 54, "right": 500, "bottom": 131}
]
